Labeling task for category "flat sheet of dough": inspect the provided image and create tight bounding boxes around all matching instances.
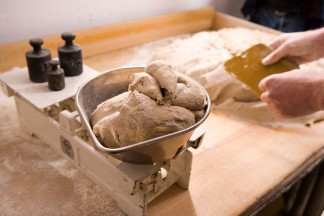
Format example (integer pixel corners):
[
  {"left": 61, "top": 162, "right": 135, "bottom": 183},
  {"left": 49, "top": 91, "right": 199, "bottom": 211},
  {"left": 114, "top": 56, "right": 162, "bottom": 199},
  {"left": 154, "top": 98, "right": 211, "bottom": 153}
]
[{"left": 151, "top": 27, "right": 324, "bottom": 126}]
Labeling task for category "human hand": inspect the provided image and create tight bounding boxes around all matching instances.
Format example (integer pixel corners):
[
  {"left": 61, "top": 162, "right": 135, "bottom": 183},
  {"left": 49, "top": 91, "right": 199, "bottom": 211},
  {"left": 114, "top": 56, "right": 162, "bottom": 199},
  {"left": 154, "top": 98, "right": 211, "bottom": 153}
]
[
  {"left": 258, "top": 69, "right": 324, "bottom": 118},
  {"left": 262, "top": 28, "right": 324, "bottom": 65}
]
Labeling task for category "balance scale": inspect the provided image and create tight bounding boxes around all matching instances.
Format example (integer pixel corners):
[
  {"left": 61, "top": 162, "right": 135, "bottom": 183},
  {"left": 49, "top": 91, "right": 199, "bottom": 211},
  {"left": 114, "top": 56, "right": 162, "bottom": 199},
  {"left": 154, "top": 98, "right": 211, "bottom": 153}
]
[{"left": 0, "top": 65, "right": 206, "bottom": 216}]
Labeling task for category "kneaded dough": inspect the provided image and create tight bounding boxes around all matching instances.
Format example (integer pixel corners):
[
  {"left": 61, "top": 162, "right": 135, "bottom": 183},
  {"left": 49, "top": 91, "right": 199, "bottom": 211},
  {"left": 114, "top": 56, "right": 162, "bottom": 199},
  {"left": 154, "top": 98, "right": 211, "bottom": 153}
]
[
  {"left": 92, "top": 91, "right": 195, "bottom": 148},
  {"left": 128, "top": 72, "right": 162, "bottom": 100},
  {"left": 173, "top": 72, "right": 207, "bottom": 111},
  {"left": 145, "top": 60, "right": 179, "bottom": 106},
  {"left": 91, "top": 61, "right": 207, "bottom": 148},
  {"left": 90, "top": 91, "right": 131, "bottom": 126},
  {"left": 145, "top": 60, "right": 178, "bottom": 96}
]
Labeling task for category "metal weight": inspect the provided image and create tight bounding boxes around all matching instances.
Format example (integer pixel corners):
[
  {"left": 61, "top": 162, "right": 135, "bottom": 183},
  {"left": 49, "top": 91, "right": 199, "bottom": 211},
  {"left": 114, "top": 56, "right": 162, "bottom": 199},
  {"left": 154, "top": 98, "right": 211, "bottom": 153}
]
[
  {"left": 47, "top": 60, "right": 65, "bottom": 91},
  {"left": 58, "top": 32, "right": 83, "bottom": 76},
  {"left": 25, "top": 38, "right": 52, "bottom": 83}
]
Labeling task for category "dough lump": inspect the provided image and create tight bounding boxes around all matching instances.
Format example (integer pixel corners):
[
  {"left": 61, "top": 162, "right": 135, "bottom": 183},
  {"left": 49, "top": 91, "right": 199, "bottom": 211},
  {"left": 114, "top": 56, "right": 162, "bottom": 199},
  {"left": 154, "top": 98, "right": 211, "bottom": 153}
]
[
  {"left": 173, "top": 72, "right": 207, "bottom": 111},
  {"left": 92, "top": 91, "right": 195, "bottom": 148},
  {"left": 128, "top": 72, "right": 162, "bottom": 100},
  {"left": 91, "top": 61, "right": 207, "bottom": 148},
  {"left": 145, "top": 60, "right": 178, "bottom": 97}
]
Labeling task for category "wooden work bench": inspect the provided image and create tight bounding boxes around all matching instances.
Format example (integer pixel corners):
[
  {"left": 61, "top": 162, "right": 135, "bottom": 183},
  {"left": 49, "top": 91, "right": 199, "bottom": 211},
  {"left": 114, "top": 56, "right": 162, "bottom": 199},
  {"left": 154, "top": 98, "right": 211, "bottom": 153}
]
[{"left": 0, "top": 7, "right": 323, "bottom": 216}]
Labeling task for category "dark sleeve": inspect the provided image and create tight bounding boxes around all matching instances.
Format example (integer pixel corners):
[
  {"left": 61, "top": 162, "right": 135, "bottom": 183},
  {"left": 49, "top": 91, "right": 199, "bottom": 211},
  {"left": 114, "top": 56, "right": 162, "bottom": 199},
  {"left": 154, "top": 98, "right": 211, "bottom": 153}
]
[
  {"left": 302, "top": 0, "right": 323, "bottom": 19},
  {"left": 241, "top": 0, "right": 258, "bottom": 17}
]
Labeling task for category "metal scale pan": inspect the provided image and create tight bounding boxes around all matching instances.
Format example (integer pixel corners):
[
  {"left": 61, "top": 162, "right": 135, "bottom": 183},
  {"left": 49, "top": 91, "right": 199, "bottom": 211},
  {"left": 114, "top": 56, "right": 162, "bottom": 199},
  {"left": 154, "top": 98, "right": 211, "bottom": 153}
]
[{"left": 76, "top": 67, "right": 211, "bottom": 164}]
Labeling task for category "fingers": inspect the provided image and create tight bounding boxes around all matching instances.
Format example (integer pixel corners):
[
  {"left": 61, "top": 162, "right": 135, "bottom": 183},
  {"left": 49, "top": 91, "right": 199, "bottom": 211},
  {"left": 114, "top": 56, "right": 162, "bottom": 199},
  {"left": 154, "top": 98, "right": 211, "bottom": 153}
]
[
  {"left": 260, "top": 91, "right": 285, "bottom": 118},
  {"left": 260, "top": 91, "right": 270, "bottom": 103},
  {"left": 262, "top": 35, "right": 288, "bottom": 65},
  {"left": 258, "top": 74, "right": 275, "bottom": 92},
  {"left": 262, "top": 45, "right": 286, "bottom": 65},
  {"left": 260, "top": 92, "right": 276, "bottom": 111},
  {"left": 267, "top": 36, "right": 283, "bottom": 50},
  {"left": 258, "top": 77, "right": 267, "bottom": 92},
  {"left": 259, "top": 78, "right": 273, "bottom": 110},
  {"left": 259, "top": 76, "right": 281, "bottom": 117}
]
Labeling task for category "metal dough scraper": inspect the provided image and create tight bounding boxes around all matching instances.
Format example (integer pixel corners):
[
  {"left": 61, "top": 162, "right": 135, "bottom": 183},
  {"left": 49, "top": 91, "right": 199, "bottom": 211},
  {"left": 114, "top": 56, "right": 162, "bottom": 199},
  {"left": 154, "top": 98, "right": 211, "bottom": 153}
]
[{"left": 224, "top": 43, "right": 299, "bottom": 97}]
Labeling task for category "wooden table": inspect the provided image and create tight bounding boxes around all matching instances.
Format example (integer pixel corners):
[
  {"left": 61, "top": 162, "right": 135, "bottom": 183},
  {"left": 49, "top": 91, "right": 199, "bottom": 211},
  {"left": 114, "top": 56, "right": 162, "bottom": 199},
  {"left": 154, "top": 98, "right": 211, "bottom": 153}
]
[{"left": 0, "top": 7, "right": 323, "bottom": 216}]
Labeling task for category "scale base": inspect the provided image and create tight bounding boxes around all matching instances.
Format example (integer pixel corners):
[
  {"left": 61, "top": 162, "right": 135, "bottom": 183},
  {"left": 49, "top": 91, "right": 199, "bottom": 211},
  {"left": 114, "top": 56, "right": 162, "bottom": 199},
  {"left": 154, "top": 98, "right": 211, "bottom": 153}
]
[{"left": 0, "top": 66, "right": 200, "bottom": 216}]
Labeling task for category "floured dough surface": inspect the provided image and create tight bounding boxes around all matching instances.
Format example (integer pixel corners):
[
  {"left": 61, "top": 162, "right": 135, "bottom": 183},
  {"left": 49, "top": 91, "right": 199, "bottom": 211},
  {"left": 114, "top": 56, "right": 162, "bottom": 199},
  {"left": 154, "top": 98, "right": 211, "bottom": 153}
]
[
  {"left": 128, "top": 72, "right": 162, "bottom": 100},
  {"left": 91, "top": 61, "right": 207, "bottom": 148},
  {"left": 151, "top": 27, "right": 324, "bottom": 126}
]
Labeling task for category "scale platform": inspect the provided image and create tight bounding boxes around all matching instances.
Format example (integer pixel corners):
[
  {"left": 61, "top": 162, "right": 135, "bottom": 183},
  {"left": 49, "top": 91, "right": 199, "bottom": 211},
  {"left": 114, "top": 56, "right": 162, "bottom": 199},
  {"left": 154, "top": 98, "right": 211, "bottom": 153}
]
[{"left": 0, "top": 65, "right": 206, "bottom": 216}]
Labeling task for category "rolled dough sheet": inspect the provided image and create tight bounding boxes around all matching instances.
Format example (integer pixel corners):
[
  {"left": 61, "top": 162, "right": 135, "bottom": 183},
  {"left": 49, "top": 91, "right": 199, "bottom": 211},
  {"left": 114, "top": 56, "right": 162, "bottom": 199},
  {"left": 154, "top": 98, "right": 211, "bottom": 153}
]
[{"left": 151, "top": 27, "right": 324, "bottom": 126}]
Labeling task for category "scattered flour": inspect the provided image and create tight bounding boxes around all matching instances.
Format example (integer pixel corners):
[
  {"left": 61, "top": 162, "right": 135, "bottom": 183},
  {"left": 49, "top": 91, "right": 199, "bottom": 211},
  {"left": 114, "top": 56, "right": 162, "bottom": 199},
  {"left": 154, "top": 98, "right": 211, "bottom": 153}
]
[{"left": 0, "top": 92, "right": 126, "bottom": 216}]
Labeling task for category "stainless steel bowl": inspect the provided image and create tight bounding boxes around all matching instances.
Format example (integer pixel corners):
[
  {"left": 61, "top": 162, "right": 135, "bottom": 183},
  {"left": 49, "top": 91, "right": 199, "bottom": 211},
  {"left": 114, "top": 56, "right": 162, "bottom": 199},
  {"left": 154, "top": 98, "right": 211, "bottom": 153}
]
[{"left": 76, "top": 67, "right": 211, "bottom": 164}]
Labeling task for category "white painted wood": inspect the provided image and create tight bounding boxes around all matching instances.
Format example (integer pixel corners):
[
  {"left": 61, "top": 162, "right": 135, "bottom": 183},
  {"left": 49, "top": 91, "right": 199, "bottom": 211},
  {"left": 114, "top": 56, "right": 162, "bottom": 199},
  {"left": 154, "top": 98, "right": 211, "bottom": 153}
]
[{"left": 0, "top": 66, "right": 98, "bottom": 109}]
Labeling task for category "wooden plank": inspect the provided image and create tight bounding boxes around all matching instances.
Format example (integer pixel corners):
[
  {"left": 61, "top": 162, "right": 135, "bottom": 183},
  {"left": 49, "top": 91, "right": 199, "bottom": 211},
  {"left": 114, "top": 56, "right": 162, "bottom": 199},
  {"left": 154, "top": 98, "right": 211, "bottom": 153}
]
[
  {"left": 0, "top": 7, "right": 214, "bottom": 73},
  {"left": 148, "top": 115, "right": 324, "bottom": 216},
  {"left": 213, "top": 11, "right": 281, "bottom": 35}
]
